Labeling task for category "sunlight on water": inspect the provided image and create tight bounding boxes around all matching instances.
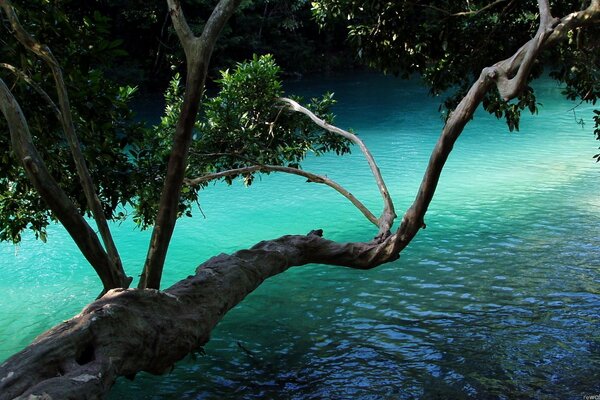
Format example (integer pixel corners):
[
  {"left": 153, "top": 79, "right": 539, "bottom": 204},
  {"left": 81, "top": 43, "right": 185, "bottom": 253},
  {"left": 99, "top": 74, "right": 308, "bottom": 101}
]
[{"left": 1, "top": 73, "right": 598, "bottom": 399}]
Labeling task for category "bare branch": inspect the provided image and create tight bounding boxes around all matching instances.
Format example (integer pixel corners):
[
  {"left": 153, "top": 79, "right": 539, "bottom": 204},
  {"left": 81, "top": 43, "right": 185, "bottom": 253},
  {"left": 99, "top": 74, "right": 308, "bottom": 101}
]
[
  {"left": 200, "top": 0, "right": 240, "bottom": 45},
  {"left": 166, "top": 0, "right": 196, "bottom": 54},
  {"left": 538, "top": 0, "right": 553, "bottom": 27},
  {"left": 491, "top": 0, "right": 560, "bottom": 100},
  {"left": 279, "top": 97, "right": 396, "bottom": 238},
  {"left": 0, "top": 0, "right": 130, "bottom": 288},
  {"left": 186, "top": 165, "right": 380, "bottom": 227},
  {"left": 421, "top": 0, "right": 508, "bottom": 17},
  {"left": 0, "top": 62, "right": 61, "bottom": 119}
]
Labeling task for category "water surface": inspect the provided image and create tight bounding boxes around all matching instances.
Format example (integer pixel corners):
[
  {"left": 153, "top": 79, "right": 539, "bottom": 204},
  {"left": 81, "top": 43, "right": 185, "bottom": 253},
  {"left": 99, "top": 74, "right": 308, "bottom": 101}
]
[{"left": 1, "top": 73, "right": 598, "bottom": 399}]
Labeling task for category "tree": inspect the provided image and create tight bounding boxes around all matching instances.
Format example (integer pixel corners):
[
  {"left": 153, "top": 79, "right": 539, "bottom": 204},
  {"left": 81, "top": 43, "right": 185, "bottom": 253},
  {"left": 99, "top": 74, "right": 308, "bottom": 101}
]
[{"left": 0, "top": 0, "right": 598, "bottom": 398}]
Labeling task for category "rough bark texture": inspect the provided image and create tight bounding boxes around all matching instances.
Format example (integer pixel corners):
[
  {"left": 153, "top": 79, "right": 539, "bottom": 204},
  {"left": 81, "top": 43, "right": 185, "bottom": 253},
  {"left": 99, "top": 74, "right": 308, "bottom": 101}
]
[
  {"left": 0, "top": 231, "right": 397, "bottom": 400},
  {"left": 0, "top": 1, "right": 598, "bottom": 399}
]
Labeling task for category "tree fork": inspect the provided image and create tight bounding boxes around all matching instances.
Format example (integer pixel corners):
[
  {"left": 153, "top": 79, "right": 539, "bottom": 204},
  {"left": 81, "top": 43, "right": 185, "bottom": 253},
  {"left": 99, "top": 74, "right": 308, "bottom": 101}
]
[
  {"left": 0, "top": 79, "right": 125, "bottom": 292},
  {"left": 139, "top": 0, "right": 242, "bottom": 290}
]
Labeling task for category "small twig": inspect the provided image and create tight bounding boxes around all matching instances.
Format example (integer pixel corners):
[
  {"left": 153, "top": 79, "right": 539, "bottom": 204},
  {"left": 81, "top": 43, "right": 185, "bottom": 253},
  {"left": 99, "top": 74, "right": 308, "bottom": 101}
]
[
  {"left": 421, "top": 0, "right": 508, "bottom": 18},
  {"left": 0, "top": 62, "right": 61, "bottom": 119},
  {"left": 279, "top": 97, "right": 396, "bottom": 237}
]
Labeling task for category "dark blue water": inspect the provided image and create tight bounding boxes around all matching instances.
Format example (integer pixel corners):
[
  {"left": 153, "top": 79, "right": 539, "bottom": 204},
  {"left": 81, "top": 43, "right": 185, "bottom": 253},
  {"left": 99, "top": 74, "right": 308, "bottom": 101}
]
[{"left": 1, "top": 73, "right": 598, "bottom": 399}]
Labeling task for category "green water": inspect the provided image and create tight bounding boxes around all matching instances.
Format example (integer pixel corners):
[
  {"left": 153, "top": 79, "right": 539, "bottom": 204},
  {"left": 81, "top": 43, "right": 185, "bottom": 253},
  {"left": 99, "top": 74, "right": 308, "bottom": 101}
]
[{"left": 1, "top": 74, "right": 599, "bottom": 399}]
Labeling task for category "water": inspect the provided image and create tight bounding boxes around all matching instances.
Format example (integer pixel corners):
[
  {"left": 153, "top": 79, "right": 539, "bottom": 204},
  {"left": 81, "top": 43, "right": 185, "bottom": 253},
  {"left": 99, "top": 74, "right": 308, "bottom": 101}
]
[{"left": 1, "top": 73, "right": 599, "bottom": 399}]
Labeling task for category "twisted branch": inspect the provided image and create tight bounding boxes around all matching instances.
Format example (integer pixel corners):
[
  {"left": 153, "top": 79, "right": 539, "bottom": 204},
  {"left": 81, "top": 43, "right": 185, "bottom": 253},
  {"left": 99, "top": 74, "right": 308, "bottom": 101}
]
[
  {"left": 279, "top": 97, "right": 396, "bottom": 238},
  {"left": 393, "top": 0, "right": 600, "bottom": 252}
]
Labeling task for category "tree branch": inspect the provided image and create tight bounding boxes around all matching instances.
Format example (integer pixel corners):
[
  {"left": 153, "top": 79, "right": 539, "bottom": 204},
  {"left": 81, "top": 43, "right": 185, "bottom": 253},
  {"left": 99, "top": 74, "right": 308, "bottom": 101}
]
[
  {"left": 421, "top": 0, "right": 508, "bottom": 18},
  {"left": 491, "top": 0, "right": 561, "bottom": 100},
  {"left": 140, "top": 0, "right": 241, "bottom": 290},
  {"left": 393, "top": 0, "right": 600, "bottom": 252},
  {"left": 0, "top": 62, "right": 61, "bottom": 119},
  {"left": 0, "top": 78, "right": 125, "bottom": 293},
  {"left": 1, "top": 3, "right": 598, "bottom": 398},
  {"left": 185, "top": 165, "right": 380, "bottom": 227},
  {"left": 166, "top": 0, "right": 196, "bottom": 55},
  {"left": 0, "top": 230, "right": 398, "bottom": 400},
  {"left": 279, "top": 97, "right": 396, "bottom": 239},
  {"left": 0, "top": 0, "right": 130, "bottom": 288}
]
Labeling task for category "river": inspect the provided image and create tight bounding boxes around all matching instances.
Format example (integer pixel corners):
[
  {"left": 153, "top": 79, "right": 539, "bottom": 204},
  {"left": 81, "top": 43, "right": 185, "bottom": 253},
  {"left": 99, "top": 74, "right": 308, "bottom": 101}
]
[{"left": 1, "top": 73, "right": 599, "bottom": 398}]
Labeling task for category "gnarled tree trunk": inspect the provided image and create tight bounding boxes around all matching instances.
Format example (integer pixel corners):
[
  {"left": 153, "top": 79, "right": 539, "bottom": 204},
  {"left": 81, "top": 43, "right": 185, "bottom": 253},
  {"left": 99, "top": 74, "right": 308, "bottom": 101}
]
[
  {"left": 0, "top": 231, "right": 396, "bottom": 400},
  {"left": 0, "top": 1, "right": 598, "bottom": 399}
]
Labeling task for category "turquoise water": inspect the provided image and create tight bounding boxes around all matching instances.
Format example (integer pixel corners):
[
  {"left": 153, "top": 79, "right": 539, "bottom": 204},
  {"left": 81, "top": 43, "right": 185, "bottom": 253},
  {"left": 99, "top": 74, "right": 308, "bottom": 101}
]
[{"left": 1, "top": 73, "right": 599, "bottom": 398}]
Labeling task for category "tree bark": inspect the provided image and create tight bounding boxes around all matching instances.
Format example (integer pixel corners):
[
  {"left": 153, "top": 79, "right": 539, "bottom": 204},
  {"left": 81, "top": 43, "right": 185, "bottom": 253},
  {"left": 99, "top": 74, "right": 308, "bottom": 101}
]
[
  {"left": 0, "top": 230, "right": 397, "bottom": 400},
  {"left": 0, "top": 2, "right": 598, "bottom": 399}
]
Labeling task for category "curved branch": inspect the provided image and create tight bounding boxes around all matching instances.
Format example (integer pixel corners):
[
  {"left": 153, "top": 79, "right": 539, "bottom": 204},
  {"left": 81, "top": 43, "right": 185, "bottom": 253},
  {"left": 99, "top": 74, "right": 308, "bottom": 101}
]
[
  {"left": 0, "top": 0, "right": 130, "bottom": 288},
  {"left": 394, "top": 0, "right": 600, "bottom": 252},
  {"left": 0, "top": 79, "right": 125, "bottom": 293},
  {"left": 166, "top": 0, "right": 196, "bottom": 54},
  {"left": 493, "top": 0, "right": 559, "bottom": 100},
  {"left": 186, "top": 165, "right": 380, "bottom": 227},
  {"left": 279, "top": 97, "right": 396, "bottom": 238}
]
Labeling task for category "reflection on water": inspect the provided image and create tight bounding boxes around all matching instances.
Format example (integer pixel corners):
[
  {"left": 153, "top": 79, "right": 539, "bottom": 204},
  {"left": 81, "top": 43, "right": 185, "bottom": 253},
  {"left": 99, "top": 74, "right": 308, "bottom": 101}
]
[{"left": 1, "top": 73, "right": 599, "bottom": 399}]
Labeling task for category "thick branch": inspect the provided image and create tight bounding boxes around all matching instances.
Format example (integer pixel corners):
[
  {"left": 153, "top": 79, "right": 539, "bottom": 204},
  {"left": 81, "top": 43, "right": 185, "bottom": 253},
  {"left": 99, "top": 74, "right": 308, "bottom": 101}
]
[
  {"left": 0, "top": 79, "right": 124, "bottom": 292},
  {"left": 492, "top": 0, "right": 559, "bottom": 100},
  {"left": 140, "top": 0, "right": 241, "bottom": 290},
  {"left": 279, "top": 97, "right": 396, "bottom": 238},
  {"left": 394, "top": 0, "right": 600, "bottom": 251},
  {"left": 186, "top": 165, "right": 380, "bottom": 226},
  {"left": 0, "top": 0, "right": 130, "bottom": 288},
  {"left": 0, "top": 230, "right": 398, "bottom": 400}
]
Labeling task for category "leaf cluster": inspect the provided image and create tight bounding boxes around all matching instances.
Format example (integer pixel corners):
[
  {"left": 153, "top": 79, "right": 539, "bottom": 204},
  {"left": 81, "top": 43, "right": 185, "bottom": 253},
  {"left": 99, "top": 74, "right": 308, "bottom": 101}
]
[
  {"left": 312, "top": 0, "right": 598, "bottom": 135},
  {"left": 130, "top": 54, "right": 351, "bottom": 228},
  {"left": 0, "top": 1, "right": 145, "bottom": 242}
]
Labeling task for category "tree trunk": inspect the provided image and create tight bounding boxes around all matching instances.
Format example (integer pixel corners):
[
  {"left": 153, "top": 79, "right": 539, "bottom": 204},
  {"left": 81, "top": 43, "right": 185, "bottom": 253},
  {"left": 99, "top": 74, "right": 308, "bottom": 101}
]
[
  {"left": 139, "top": 0, "right": 242, "bottom": 290},
  {"left": 0, "top": 231, "right": 396, "bottom": 400},
  {"left": 0, "top": 2, "right": 597, "bottom": 400}
]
